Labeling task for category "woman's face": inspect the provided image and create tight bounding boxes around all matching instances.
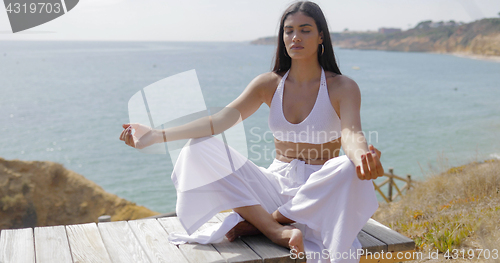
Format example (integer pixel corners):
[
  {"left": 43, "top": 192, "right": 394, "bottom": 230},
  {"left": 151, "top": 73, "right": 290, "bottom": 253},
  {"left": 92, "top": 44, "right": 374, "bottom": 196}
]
[{"left": 283, "top": 12, "right": 323, "bottom": 60}]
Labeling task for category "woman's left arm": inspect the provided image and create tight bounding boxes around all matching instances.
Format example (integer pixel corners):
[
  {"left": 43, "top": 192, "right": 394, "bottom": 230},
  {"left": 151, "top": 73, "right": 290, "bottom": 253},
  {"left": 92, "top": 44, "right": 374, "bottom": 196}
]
[{"left": 337, "top": 77, "right": 384, "bottom": 180}]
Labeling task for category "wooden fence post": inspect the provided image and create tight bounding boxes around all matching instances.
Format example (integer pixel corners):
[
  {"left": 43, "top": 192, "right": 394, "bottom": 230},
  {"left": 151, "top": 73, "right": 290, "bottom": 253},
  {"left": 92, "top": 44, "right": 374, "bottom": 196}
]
[
  {"left": 98, "top": 215, "right": 111, "bottom": 223},
  {"left": 388, "top": 168, "right": 394, "bottom": 202}
]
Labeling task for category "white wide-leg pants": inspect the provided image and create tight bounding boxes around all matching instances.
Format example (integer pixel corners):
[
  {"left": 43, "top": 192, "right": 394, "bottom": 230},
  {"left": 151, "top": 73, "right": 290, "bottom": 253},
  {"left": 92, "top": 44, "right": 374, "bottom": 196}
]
[{"left": 168, "top": 136, "right": 379, "bottom": 263}]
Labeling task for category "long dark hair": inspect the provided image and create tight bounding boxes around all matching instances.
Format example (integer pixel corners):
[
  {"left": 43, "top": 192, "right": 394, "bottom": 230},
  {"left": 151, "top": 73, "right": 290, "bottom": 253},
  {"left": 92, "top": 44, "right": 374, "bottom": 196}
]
[{"left": 272, "top": 1, "right": 341, "bottom": 75}]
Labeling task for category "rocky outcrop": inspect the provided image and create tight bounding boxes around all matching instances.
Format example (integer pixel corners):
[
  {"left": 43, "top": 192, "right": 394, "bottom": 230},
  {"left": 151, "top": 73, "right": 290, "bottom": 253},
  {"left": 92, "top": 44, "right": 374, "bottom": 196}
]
[
  {"left": 0, "top": 157, "right": 159, "bottom": 230},
  {"left": 332, "top": 18, "right": 500, "bottom": 56},
  {"left": 251, "top": 18, "right": 500, "bottom": 57}
]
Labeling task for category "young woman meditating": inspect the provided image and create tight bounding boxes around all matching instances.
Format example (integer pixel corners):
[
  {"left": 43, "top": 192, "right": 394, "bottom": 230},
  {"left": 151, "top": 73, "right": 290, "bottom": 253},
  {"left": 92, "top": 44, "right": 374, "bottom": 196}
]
[{"left": 120, "top": 2, "right": 383, "bottom": 262}]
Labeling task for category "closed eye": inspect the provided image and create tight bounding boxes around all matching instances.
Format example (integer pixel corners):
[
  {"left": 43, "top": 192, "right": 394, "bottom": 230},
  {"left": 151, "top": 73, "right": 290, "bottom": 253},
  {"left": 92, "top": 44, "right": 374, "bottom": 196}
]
[{"left": 285, "top": 29, "right": 311, "bottom": 34}]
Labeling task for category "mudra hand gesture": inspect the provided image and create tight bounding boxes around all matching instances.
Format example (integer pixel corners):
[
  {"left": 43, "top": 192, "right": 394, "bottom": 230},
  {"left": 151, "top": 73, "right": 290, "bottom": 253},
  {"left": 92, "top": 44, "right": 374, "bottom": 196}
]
[
  {"left": 356, "top": 144, "right": 384, "bottom": 181},
  {"left": 119, "top": 123, "right": 161, "bottom": 149}
]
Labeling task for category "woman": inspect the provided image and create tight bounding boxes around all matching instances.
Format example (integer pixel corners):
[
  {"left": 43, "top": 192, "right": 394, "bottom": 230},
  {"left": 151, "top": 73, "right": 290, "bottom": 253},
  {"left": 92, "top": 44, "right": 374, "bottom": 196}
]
[{"left": 120, "top": 1, "right": 383, "bottom": 262}]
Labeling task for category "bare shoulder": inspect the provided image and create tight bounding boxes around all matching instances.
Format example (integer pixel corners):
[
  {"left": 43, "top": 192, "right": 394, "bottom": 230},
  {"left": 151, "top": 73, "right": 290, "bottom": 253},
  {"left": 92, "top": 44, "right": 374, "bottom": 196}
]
[
  {"left": 249, "top": 71, "right": 282, "bottom": 89},
  {"left": 325, "top": 71, "right": 361, "bottom": 116},
  {"left": 247, "top": 71, "right": 283, "bottom": 106},
  {"left": 325, "top": 71, "right": 360, "bottom": 99}
]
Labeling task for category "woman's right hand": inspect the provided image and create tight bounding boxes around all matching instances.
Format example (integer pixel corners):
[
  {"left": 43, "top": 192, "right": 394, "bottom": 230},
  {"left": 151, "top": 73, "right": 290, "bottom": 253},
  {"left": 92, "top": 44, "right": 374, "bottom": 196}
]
[{"left": 119, "top": 123, "right": 162, "bottom": 149}]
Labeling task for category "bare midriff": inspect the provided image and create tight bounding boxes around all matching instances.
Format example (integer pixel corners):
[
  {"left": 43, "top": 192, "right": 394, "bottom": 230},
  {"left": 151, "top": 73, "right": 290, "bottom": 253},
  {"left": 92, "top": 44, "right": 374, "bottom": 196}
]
[{"left": 274, "top": 137, "right": 342, "bottom": 165}]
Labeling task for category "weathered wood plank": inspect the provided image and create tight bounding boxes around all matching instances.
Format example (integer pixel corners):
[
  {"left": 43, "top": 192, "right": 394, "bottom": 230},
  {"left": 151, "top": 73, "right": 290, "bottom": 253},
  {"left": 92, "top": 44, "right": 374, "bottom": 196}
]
[
  {"left": 209, "top": 214, "right": 262, "bottom": 263},
  {"left": 362, "top": 219, "right": 414, "bottom": 252},
  {"left": 212, "top": 235, "right": 264, "bottom": 263},
  {"left": 357, "top": 230, "right": 387, "bottom": 254},
  {"left": 128, "top": 218, "right": 189, "bottom": 263},
  {"left": 241, "top": 235, "right": 295, "bottom": 263},
  {"left": 66, "top": 223, "right": 112, "bottom": 263},
  {"left": 34, "top": 225, "right": 72, "bottom": 263},
  {"left": 0, "top": 228, "right": 35, "bottom": 263},
  {"left": 98, "top": 220, "right": 150, "bottom": 263},
  {"left": 0, "top": 212, "right": 415, "bottom": 263},
  {"left": 158, "top": 216, "right": 226, "bottom": 263},
  {"left": 216, "top": 212, "right": 294, "bottom": 263}
]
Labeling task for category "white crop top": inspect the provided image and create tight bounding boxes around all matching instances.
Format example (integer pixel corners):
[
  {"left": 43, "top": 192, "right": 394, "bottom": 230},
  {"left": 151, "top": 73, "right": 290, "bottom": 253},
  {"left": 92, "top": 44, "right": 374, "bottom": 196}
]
[{"left": 268, "top": 68, "right": 342, "bottom": 144}]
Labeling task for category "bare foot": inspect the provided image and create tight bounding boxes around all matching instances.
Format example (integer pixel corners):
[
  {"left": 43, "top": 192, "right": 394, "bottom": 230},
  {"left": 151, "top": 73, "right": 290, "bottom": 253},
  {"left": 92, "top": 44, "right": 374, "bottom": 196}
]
[
  {"left": 273, "top": 225, "right": 304, "bottom": 259},
  {"left": 225, "top": 220, "right": 261, "bottom": 242}
]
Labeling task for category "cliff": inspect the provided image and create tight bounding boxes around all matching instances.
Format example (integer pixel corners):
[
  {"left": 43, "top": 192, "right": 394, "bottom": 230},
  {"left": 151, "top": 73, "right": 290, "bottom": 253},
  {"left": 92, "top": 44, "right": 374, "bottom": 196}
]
[
  {"left": 251, "top": 18, "right": 500, "bottom": 57},
  {"left": 0, "top": 157, "right": 159, "bottom": 230}
]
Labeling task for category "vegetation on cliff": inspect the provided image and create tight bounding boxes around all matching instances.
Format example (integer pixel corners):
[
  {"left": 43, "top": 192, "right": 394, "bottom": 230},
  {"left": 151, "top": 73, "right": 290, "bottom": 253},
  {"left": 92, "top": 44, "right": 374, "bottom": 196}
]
[
  {"left": 0, "top": 157, "right": 159, "bottom": 230},
  {"left": 333, "top": 18, "right": 500, "bottom": 56},
  {"left": 373, "top": 158, "right": 500, "bottom": 262},
  {"left": 251, "top": 18, "right": 500, "bottom": 57}
]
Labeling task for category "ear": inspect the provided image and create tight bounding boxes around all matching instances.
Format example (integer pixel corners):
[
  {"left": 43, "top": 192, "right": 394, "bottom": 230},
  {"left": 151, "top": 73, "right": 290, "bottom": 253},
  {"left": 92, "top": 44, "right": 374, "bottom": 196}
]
[{"left": 319, "top": 31, "right": 324, "bottom": 44}]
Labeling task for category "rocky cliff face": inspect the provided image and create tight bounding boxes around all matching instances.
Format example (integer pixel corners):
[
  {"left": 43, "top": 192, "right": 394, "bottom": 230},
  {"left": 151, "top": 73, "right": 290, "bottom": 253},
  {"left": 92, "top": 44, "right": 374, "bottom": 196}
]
[
  {"left": 0, "top": 157, "right": 159, "bottom": 230},
  {"left": 332, "top": 18, "right": 500, "bottom": 56},
  {"left": 251, "top": 18, "right": 500, "bottom": 57}
]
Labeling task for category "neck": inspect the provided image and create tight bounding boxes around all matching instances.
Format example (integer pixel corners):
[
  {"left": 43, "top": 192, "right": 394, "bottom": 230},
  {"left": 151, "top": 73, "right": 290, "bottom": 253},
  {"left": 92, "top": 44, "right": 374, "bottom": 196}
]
[{"left": 288, "top": 58, "right": 322, "bottom": 84}]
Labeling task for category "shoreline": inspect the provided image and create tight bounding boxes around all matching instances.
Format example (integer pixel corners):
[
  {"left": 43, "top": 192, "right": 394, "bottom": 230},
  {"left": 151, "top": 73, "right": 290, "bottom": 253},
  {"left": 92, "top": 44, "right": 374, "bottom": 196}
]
[
  {"left": 335, "top": 46, "right": 500, "bottom": 63},
  {"left": 448, "top": 52, "right": 500, "bottom": 62}
]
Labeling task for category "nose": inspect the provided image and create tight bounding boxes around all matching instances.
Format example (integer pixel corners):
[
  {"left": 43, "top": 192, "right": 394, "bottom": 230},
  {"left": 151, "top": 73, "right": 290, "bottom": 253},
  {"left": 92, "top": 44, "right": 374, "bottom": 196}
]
[{"left": 292, "top": 33, "right": 301, "bottom": 42}]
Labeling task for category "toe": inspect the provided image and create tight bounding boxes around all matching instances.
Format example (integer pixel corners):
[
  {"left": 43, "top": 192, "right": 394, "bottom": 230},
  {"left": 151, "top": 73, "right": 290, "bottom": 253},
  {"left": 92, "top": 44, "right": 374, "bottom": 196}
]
[
  {"left": 289, "top": 229, "right": 304, "bottom": 253},
  {"left": 225, "top": 231, "right": 233, "bottom": 241}
]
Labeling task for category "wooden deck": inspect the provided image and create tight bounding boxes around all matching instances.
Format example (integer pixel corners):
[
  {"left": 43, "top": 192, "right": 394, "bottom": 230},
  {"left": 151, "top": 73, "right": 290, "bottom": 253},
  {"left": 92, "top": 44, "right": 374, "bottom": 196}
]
[{"left": 0, "top": 212, "right": 416, "bottom": 263}]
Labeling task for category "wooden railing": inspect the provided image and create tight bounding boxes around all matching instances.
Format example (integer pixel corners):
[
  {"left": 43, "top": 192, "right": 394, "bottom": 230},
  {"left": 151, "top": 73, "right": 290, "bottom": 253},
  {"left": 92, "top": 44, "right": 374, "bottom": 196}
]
[{"left": 373, "top": 168, "right": 414, "bottom": 203}]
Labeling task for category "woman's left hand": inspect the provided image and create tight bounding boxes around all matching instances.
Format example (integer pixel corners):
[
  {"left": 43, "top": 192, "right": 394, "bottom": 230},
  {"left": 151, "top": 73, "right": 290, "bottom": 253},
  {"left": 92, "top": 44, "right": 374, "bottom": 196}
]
[{"left": 356, "top": 145, "right": 384, "bottom": 180}]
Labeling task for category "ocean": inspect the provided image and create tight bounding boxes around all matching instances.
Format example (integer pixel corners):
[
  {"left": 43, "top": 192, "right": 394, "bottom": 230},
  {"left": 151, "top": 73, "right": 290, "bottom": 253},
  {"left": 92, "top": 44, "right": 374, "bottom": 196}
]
[{"left": 1, "top": 40, "right": 499, "bottom": 213}]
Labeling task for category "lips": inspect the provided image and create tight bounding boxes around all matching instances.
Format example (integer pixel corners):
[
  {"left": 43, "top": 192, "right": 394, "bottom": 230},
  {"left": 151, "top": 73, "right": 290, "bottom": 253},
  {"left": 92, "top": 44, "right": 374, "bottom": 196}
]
[{"left": 291, "top": 45, "right": 304, "bottom": 50}]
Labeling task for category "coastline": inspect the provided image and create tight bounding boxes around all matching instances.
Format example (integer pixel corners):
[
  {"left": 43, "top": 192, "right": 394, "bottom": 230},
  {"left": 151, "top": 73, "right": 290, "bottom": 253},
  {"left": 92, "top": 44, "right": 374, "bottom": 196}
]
[
  {"left": 334, "top": 46, "right": 500, "bottom": 63},
  {"left": 0, "top": 157, "right": 159, "bottom": 230},
  {"left": 448, "top": 52, "right": 500, "bottom": 63}
]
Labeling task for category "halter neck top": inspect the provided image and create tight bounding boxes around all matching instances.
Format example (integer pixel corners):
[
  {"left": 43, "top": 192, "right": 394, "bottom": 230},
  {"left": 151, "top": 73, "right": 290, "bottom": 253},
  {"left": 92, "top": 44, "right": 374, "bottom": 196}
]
[{"left": 268, "top": 68, "right": 342, "bottom": 144}]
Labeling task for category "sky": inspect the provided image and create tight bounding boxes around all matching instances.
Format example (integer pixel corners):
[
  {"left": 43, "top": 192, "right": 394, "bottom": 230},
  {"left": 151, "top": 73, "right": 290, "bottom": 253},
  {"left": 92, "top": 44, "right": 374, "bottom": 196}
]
[{"left": 1, "top": 0, "right": 499, "bottom": 42}]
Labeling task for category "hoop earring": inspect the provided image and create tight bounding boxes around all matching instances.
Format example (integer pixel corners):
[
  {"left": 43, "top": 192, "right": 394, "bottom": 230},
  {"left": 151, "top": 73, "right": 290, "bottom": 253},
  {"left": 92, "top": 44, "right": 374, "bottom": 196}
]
[{"left": 321, "top": 44, "right": 324, "bottom": 56}]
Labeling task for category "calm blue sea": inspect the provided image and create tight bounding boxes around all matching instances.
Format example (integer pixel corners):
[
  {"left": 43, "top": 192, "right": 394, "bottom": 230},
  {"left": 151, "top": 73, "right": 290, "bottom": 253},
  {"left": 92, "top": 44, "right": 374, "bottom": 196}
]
[{"left": 1, "top": 41, "right": 499, "bottom": 213}]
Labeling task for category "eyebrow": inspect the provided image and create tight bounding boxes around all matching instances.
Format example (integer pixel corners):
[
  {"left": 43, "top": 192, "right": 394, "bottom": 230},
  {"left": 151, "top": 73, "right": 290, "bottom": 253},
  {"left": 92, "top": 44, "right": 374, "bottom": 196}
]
[{"left": 284, "top": 23, "right": 313, "bottom": 28}]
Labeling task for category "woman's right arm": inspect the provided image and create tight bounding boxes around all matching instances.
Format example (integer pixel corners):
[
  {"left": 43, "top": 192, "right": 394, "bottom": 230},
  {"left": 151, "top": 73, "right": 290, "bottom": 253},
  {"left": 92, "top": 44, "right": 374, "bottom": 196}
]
[{"left": 119, "top": 73, "right": 274, "bottom": 149}]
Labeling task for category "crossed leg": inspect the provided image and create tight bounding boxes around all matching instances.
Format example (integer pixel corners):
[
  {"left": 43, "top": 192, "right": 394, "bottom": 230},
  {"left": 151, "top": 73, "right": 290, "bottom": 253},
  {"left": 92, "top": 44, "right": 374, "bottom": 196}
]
[
  {"left": 228, "top": 205, "right": 304, "bottom": 255},
  {"left": 226, "top": 208, "right": 296, "bottom": 241}
]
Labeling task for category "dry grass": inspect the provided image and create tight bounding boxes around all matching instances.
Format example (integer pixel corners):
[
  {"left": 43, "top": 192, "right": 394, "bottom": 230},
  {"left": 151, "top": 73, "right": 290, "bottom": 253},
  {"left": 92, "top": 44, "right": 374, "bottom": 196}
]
[{"left": 372, "top": 158, "right": 500, "bottom": 262}]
